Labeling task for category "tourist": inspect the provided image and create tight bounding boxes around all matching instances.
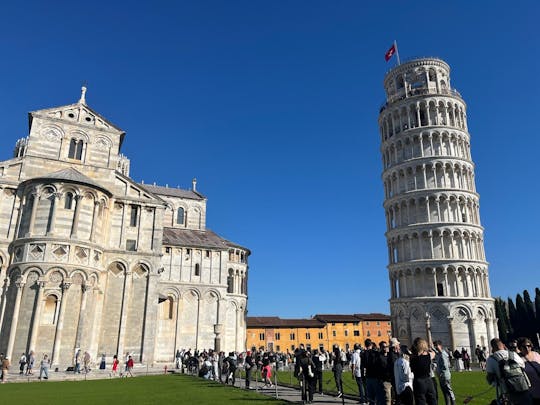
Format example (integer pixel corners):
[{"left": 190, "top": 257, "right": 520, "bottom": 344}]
[
  {"left": 99, "top": 354, "right": 106, "bottom": 370},
  {"left": 378, "top": 340, "right": 395, "bottom": 405},
  {"left": 262, "top": 359, "right": 273, "bottom": 388},
  {"left": 434, "top": 340, "right": 456, "bottom": 405},
  {"left": 39, "top": 354, "right": 50, "bottom": 380},
  {"left": 297, "top": 348, "right": 317, "bottom": 404},
  {"left": 1, "top": 356, "right": 10, "bottom": 383},
  {"left": 26, "top": 351, "right": 35, "bottom": 375},
  {"left": 394, "top": 345, "right": 414, "bottom": 405},
  {"left": 518, "top": 337, "right": 540, "bottom": 404},
  {"left": 312, "top": 349, "right": 325, "bottom": 395},
  {"left": 452, "top": 349, "right": 463, "bottom": 371},
  {"left": 111, "top": 355, "right": 119, "bottom": 377},
  {"left": 125, "top": 355, "right": 134, "bottom": 377},
  {"left": 332, "top": 345, "right": 344, "bottom": 398},
  {"left": 362, "top": 338, "right": 381, "bottom": 405},
  {"left": 461, "top": 348, "right": 471, "bottom": 371},
  {"left": 351, "top": 343, "right": 367, "bottom": 404},
  {"left": 19, "top": 352, "right": 27, "bottom": 375},
  {"left": 486, "top": 337, "right": 532, "bottom": 405},
  {"left": 225, "top": 352, "right": 237, "bottom": 385},
  {"left": 83, "top": 351, "right": 91, "bottom": 373},
  {"left": 244, "top": 350, "right": 255, "bottom": 389},
  {"left": 175, "top": 349, "right": 182, "bottom": 369},
  {"left": 74, "top": 348, "right": 81, "bottom": 373},
  {"left": 410, "top": 338, "right": 437, "bottom": 405}
]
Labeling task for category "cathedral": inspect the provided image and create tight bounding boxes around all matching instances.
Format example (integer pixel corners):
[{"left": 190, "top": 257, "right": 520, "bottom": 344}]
[{"left": 0, "top": 88, "right": 249, "bottom": 366}]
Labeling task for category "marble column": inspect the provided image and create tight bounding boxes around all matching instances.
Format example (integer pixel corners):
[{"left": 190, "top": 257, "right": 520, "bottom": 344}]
[
  {"left": 46, "top": 193, "right": 60, "bottom": 236},
  {"left": 117, "top": 271, "right": 132, "bottom": 358},
  {"left": 51, "top": 282, "right": 71, "bottom": 366},
  {"left": 89, "top": 201, "right": 100, "bottom": 242},
  {"left": 74, "top": 284, "right": 89, "bottom": 349},
  {"left": 6, "top": 281, "right": 25, "bottom": 359},
  {"left": 70, "top": 195, "right": 83, "bottom": 238},
  {"left": 28, "top": 281, "right": 46, "bottom": 352},
  {"left": 448, "top": 317, "right": 455, "bottom": 349},
  {"left": 27, "top": 193, "right": 39, "bottom": 237}
]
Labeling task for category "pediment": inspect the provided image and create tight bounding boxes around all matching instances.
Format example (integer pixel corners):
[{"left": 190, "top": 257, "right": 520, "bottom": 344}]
[{"left": 30, "top": 103, "right": 124, "bottom": 135}]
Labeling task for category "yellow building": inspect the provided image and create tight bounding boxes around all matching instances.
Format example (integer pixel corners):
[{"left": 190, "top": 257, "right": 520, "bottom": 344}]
[{"left": 247, "top": 313, "right": 391, "bottom": 352}]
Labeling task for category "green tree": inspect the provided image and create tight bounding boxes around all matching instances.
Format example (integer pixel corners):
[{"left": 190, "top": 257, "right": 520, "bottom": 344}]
[
  {"left": 535, "top": 288, "right": 540, "bottom": 336},
  {"left": 523, "top": 290, "right": 536, "bottom": 339},
  {"left": 508, "top": 298, "right": 518, "bottom": 340},
  {"left": 515, "top": 293, "right": 528, "bottom": 338},
  {"left": 495, "top": 297, "right": 510, "bottom": 342}
]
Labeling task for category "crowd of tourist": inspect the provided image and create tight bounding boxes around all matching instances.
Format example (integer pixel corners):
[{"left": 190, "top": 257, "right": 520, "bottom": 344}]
[
  {"left": 173, "top": 335, "right": 539, "bottom": 405},
  {"left": 1, "top": 336, "right": 538, "bottom": 405}
]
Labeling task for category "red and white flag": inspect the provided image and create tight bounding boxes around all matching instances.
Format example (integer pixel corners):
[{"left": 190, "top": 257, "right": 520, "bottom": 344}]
[{"left": 385, "top": 43, "right": 396, "bottom": 62}]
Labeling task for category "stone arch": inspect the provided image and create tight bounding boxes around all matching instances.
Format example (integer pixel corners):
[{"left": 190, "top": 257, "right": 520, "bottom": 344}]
[
  {"left": 107, "top": 259, "right": 128, "bottom": 276},
  {"left": 68, "top": 130, "right": 89, "bottom": 143},
  {"left": 46, "top": 267, "right": 68, "bottom": 282},
  {"left": 21, "top": 266, "right": 44, "bottom": 279}
]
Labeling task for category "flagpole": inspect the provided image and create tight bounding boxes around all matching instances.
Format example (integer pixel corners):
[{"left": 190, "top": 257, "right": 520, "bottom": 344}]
[{"left": 394, "top": 40, "right": 401, "bottom": 65}]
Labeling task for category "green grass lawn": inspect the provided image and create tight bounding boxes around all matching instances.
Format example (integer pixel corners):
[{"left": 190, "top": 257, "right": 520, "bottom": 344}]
[
  {"left": 0, "top": 374, "right": 287, "bottom": 405},
  {"left": 267, "top": 369, "right": 496, "bottom": 405}
]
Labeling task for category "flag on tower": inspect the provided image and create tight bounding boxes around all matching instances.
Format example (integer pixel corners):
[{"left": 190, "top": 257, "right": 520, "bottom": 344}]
[{"left": 385, "top": 43, "right": 396, "bottom": 62}]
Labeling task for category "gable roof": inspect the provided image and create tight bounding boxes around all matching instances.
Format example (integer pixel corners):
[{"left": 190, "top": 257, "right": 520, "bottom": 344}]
[
  {"left": 162, "top": 227, "right": 250, "bottom": 254},
  {"left": 247, "top": 317, "right": 325, "bottom": 328},
  {"left": 314, "top": 314, "right": 362, "bottom": 323},
  {"left": 29, "top": 102, "right": 125, "bottom": 136},
  {"left": 163, "top": 228, "right": 229, "bottom": 250},
  {"left": 25, "top": 167, "right": 111, "bottom": 195},
  {"left": 140, "top": 183, "right": 205, "bottom": 200}
]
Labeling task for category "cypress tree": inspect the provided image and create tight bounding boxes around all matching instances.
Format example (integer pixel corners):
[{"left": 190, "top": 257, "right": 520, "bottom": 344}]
[
  {"left": 523, "top": 290, "right": 536, "bottom": 339},
  {"left": 535, "top": 288, "right": 540, "bottom": 336},
  {"left": 515, "top": 293, "right": 527, "bottom": 338},
  {"left": 495, "top": 297, "right": 509, "bottom": 342},
  {"left": 508, "top": 298, "right": 518, "bottom": 340}
]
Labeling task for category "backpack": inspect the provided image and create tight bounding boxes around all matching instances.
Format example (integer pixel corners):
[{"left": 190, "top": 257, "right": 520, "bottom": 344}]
[{"left": 498, "top": 358, "right": 530, "bottom": 393}]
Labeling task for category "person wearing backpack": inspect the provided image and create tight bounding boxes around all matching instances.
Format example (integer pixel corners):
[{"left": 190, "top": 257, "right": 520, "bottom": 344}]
[{"left": 486, "top": 338, "right": 532, "bottom": 405}]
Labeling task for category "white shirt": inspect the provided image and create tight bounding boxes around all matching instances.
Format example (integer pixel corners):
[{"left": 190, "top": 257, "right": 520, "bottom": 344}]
[
  {"left": 394, "top": 357, "right": 414, "bottom": 394},
  {"left": 351, "top": 350, "right": 362, "bottom": 377}
]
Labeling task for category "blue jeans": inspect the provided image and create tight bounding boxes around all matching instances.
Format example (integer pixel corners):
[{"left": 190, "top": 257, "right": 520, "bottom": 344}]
[
  {"left": 355, "top": 376, "right": 367, "bottom": 403},
  {"left": 366, "top": 377, "right": 381, "bottom": 405},
  {"left": 40, "top": 366, "right": 49, "bottom": 379}
]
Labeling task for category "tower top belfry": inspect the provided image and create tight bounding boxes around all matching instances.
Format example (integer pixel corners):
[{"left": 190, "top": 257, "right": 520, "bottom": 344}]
[{"left": 379, "top": 57, "right": 497, "bottom": 351}]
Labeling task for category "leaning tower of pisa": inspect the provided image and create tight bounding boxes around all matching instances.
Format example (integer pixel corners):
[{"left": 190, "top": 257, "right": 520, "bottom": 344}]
[{"left": 379, "top": 58, "right": 498, "bottom": 352}]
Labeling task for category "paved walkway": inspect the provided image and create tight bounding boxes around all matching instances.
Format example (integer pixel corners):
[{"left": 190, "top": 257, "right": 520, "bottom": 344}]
[
  {"left": 1, "top": 366, "right": 362, "bottom": 404},
  {"left": 230, "top": 375, "right": 361, "bottom": 404}
]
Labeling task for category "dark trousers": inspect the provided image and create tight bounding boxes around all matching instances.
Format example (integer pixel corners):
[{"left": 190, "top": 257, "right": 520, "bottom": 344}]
[
  {"left": 366, "top": 377, "right": 381, "bottom": 405},
  {"left": 355, "top": 376, "right": 368, "bottom": 403},
  {"left": 315, "top": 370, "right": 323, "bottom": 393},
  {"left": 397, "top": 386, "right": 414, "bottom": 405},
  {"left": 413, "top": 376, "right": 437, "bottom": 405},
  {"left": 245, "top": 367, "right": 252, "bottom": 388},
  {"left": 301, "top": 375, "right": 316, "bottom": 402},
  {"left": 333, "top": 364, "right": 343, "bottom": 393},
  {"left": 439, "top": 376, "right": 455, "bottom": 405}
]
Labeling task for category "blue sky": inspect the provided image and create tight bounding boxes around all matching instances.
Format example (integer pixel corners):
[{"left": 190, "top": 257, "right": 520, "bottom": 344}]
[{"left": 0, "top": 1, "right": 538, "bottom": 317}]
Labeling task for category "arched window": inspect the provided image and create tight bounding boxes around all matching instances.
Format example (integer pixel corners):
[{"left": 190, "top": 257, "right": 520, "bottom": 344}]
[
  {"left": 42, "top": 295, "right": 58, "bottom": 324},
  {"left": 194, "top": 263, "right": 200, "bottom": 276},
  {"left": 227, "top": 269, "right": 234, "bottom": 293},
  {"left": 68, "top": 138, "right": 84, "bottom": 160},
  {"left": 177, "top": 207, "right": 185, "bottom": 225},
  {"left": 159, "top": 296, "right": 175, "bottom": 320},
  {"left": 64, "top": 192, "right": 74, "bottom": 209},
  {"left": 167, "top": 297, "right": 174, "bottom": 319}
]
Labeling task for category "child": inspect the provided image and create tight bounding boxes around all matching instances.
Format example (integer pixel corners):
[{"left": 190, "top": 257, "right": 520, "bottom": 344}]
[
  {"left": 111, "top": 355, "right": 119, "bottom": 377},
  {"left": 262, "top": 363, "right": 273, "bottom": 388}
]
